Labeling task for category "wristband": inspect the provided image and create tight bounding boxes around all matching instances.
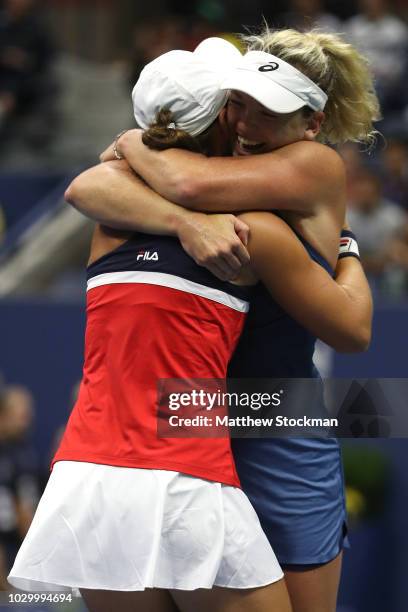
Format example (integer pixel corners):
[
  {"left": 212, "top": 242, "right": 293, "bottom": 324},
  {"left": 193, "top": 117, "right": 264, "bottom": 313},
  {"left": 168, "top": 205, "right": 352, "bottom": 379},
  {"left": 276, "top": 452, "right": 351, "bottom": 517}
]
[
  {"left": 339, "top": 229, "right": 360, "bottom": 260},
  {"left": 113, "top": 129, "right": 128, "bottom": 160}
]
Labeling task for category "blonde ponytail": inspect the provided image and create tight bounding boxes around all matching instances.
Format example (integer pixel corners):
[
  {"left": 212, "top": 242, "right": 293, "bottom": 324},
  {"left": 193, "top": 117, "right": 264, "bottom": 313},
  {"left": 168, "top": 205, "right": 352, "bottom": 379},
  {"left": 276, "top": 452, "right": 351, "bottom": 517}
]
[{"left": 243, "top": 27, "right": 381, "bottom": 146}]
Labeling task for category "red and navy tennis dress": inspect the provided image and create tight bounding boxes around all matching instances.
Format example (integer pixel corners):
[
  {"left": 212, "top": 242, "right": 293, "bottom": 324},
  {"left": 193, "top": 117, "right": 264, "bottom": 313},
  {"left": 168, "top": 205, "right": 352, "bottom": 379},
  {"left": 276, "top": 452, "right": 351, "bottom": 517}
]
[{"left": 53, "top": 233, "right": 251, "bottom": 487}]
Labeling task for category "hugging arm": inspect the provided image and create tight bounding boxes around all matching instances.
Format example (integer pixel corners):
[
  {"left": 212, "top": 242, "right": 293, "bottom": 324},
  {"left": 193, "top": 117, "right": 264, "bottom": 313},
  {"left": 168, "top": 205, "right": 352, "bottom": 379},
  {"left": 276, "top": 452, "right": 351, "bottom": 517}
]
[
  {"left": 65, "top": 159, "right": 250, "bottom": 280},
  {"left": 65, "top": 159, "right": 191, "bottom": 234},
  {"left": 241, "top": 212, "right": 372, "bottom": 352},
  {"left": 66, "top": 161, "right": 371, "bottom": 351},
  {"left": 104, "top": 129, "right": 345, "bottom": 214}
]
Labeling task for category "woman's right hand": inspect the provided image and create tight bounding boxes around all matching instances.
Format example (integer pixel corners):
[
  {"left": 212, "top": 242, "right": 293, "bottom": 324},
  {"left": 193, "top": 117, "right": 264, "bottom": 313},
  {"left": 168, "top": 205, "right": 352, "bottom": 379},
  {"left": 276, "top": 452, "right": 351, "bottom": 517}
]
[{"left": 177, "top": 212, "right": 250, "bottom": 281}]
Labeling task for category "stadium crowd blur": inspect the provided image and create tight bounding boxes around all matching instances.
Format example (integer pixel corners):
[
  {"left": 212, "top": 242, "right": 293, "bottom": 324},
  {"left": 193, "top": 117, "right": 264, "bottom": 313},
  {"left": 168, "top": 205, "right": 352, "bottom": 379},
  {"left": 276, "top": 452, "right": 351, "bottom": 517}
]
[
  {"left": 0, "top": 0, "right": 57, "bottom": 150},
  {"left": 0, "top": 374, "right": 78, "bottom": 587},
  {"left": 0, "top": 379, "right": 40, "bottom": 588}
]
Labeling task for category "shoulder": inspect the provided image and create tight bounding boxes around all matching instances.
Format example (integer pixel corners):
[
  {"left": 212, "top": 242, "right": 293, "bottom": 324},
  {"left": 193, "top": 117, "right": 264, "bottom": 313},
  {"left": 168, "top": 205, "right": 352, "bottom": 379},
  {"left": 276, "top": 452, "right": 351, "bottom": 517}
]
[
  {"left": 286, "top": 140, "right": 344, "bottom": 167},
  {"left": 269, "top": 140, "right": 343, "bottom": 168},
  {"left": 276, "top": 141, "right": 346, "bottom": 189}
]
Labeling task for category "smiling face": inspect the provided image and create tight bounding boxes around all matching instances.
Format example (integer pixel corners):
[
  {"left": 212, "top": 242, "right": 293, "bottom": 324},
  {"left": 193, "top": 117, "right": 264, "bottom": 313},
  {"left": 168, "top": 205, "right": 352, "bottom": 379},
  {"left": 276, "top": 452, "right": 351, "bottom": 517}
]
[{"left": 226, "top": 91, "right": 322, "bottom": 156}]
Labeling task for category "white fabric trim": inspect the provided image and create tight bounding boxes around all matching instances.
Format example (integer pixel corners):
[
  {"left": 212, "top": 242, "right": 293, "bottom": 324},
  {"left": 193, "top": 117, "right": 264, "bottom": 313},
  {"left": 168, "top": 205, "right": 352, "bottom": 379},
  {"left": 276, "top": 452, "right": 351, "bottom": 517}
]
[{"left": 87, "top": 271, "right": 250, "bottom": 313}]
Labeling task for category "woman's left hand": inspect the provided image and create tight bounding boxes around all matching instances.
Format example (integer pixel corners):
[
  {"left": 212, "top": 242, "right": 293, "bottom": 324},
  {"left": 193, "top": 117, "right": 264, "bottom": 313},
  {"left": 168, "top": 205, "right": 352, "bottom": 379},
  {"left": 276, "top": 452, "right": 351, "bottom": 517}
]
[{"left": 100, "top": 129, "right": 144, "bottom": 163}]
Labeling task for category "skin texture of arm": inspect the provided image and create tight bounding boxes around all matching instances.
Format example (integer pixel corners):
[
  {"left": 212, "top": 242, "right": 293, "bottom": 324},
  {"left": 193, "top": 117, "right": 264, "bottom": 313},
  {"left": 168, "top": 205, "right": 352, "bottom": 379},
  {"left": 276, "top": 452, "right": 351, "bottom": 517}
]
[
  {"left": 110, "top": 129, "right": 346, "bottom": 215},
  {"left": 239, "top": 212, "right": 372, "bottom": 353},
  {"left": 102, "top": 129, "right": 345, "bottom": 268},
  {"left": 68, "top": 155, "right": 371, "bottom": 352},
  {"left": 65, "top": 160, "right": 251, "bottom": 280},
  {"left": 65, "top": 159, "right": 191, "bottom": 235}
]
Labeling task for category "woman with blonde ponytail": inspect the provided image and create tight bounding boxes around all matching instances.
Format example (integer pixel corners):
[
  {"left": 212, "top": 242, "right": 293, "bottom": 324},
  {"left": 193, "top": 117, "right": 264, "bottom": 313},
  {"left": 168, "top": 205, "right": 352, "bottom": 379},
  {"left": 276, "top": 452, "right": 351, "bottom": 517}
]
[
  {"left": 244, "top": 27, "right": 381, "bottom": 146},
  {"left": 112, "top": 27, "right": 381, "bottom": 272},
  {"left": 71, "top": 30, "right": 378, "bottom": 612}
]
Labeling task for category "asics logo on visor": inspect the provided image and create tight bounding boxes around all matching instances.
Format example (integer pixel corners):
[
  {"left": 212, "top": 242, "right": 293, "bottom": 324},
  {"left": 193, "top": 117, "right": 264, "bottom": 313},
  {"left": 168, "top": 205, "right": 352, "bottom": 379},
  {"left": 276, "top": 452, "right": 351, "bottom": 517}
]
[{"left": 258, "top": 62, "right": 279, "bottom": 72}]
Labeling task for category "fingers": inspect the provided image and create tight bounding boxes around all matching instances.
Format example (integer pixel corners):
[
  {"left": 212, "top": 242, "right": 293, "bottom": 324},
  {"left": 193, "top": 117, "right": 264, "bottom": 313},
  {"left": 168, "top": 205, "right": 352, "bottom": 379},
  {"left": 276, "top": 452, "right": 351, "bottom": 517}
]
[
  {"left": 99, "top": 142, "right": 116, "bottom": 163},
  {"left": 205, "top": 262, "right": 235, "bottom": 282},
  {"left": 231, "top": 239, "right": 250, "bottom": 267},
  {"left": 234, "top": 218, "right": 250, "bottom": 246},
  {"left": 178, "top": 213, "right": 251, "bottom": 281},
  {"left": 199, "top": 243, "right": 248, "bottom": 281},
  {"left": 220, "top": 249, "right": 246, "bottom": 277},
  {"left": 196, "top": 239, "right": 250, "bottom": 280},
  {"left": 195, "top": 252, "right": 237, "bottom": 281}
]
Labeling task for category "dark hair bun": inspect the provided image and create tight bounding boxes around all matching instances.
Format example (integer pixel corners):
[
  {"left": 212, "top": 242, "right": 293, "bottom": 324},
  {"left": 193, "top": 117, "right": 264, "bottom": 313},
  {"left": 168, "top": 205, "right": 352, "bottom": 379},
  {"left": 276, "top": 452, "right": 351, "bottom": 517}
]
[{"left": 142, "top": 109, "right": 202, "bottom": 152}]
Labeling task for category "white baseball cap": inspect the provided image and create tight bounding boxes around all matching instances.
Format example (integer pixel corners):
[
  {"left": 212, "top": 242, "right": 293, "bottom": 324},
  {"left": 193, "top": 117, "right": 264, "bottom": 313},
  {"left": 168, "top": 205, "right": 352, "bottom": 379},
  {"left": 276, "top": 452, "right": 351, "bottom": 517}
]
[
  {"left": 221, "top": 50, "right": 328, "bottom": 113},
  {"left": 132, "top": 38, "right": 242, "bottom": 137}
]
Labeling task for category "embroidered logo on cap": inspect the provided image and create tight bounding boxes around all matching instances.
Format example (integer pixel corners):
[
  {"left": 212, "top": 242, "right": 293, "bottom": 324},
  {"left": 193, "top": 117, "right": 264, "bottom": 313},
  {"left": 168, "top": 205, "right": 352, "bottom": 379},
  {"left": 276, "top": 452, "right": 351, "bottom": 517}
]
[{"left": 258, "top": 62, "right": 279, "bottom": 72}]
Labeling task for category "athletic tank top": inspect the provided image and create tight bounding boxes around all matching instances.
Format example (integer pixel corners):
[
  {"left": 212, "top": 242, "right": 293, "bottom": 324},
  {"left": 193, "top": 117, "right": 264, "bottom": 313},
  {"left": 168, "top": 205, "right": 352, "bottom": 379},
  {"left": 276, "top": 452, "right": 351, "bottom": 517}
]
[
  {"left": 229, "top": 232, "right": 342, "bottom": 520},
  {"left": 53, "top": 233, "right": 252, "bottom": 487},
  {"left": 228, "top": 232, "right": 333, "bottom": 378}
]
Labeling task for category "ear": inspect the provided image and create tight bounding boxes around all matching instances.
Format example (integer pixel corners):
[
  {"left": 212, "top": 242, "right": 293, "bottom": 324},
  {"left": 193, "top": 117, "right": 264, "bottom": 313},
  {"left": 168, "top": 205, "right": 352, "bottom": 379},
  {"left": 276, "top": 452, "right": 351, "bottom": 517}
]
[{"left": 304, "top": 111, "right": 325, "bottom": 141}]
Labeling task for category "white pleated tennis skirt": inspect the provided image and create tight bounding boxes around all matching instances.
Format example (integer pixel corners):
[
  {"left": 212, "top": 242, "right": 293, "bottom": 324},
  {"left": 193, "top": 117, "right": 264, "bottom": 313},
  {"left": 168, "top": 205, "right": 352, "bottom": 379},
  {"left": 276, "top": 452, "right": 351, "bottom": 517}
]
[{"left": 8, "top": 461, "right": 283, "bottom": 593}]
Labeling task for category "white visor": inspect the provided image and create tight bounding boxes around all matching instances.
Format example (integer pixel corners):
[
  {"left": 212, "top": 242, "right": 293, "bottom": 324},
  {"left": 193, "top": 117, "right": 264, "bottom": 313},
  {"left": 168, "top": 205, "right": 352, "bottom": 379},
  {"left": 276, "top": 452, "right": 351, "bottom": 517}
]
[
  {"left": 221, "top": 51, "right": 327, "bottom": 113},
  {"left": 132, "top": 38, "right": 242, "bottom": 137}
]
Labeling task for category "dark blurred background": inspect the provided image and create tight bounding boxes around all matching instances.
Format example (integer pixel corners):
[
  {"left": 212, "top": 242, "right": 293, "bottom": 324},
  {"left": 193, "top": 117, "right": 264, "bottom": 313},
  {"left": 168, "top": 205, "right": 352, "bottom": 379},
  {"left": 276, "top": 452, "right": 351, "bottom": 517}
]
[{"left": 0, "top": 1, "right": 408, "bottom": 610}]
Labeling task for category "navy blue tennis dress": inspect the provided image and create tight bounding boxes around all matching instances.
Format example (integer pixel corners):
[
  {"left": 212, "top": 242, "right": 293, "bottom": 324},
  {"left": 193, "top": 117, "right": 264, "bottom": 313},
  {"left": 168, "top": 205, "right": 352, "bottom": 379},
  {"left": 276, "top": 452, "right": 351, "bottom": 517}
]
[{"left": 228, "top": 235, "right": 348, "bottom": 567}]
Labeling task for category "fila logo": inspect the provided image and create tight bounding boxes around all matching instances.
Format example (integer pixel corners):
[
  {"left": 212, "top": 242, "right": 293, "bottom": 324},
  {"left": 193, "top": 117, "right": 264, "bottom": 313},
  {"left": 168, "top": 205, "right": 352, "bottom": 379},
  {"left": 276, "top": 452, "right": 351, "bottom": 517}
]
[
  {"left": 137, "top": 250, "right": 159, "bottom": 261},
  {"left": 340, "top": 238, "right": 352, "bottom": 251},
  {"left": 259, "top": 62, "right": 279, "bottom": 72}
]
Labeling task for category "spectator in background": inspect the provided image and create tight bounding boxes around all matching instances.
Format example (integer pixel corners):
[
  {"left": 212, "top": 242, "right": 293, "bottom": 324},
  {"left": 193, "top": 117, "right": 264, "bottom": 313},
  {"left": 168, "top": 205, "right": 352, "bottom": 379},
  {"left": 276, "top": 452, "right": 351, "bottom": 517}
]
[
  {"left": 0, "top": 385, "right": 40, "bottom": 587},
  {"left": 0, "top": 0, "right": 57, "bottom": 145},
  {"left": 381, "top": 140, "right": 408, "bottom": 210},
  {"left": 128, "top": 17, "right": 184, "bottom": 88},
  {"left": 284, "top": 0, "right": 342, "bottom": 32},
  {"left": 338, "top": 142, "right": 367, "bottom": 201},
  {"left": 348, "top": 169, "right": 408, "bottom": 297},
  {"left": 345, "top": 0, "right": 408, "bottom": 112},
  {"left": 128, "top": 14, "right": 229, "bottom": 91}
]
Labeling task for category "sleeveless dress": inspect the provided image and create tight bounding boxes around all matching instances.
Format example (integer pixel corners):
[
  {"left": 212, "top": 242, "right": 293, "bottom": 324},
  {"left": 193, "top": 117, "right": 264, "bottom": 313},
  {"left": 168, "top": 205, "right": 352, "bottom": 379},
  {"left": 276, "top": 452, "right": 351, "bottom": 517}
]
[
  {"left": 229, "top": 234, "right": 348, "bottom": 566},
  {"left": 8, "top": 232, "right": 283, "bottom": 593}
]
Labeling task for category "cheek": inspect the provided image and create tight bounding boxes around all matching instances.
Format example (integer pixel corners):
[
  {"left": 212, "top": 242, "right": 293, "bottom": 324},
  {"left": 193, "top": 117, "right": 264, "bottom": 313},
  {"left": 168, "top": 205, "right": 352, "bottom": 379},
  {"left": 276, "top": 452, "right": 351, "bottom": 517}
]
[
  {"left": 263, "top": 122, "right": 301, "bottom": 149},
  {"left": 281, "top": 119, "right": 304, "bottom": 142}
]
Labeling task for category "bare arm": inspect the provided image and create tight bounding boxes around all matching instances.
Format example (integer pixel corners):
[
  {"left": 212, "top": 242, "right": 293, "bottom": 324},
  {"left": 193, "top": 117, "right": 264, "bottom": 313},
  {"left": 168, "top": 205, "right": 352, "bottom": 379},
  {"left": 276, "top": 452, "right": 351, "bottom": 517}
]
[
  {"left": 241, "top": 212, "right": 372, "bottom": 353},
  {"left": 103, "top": 129, "right": 345, "bottom": 214},
  {"left": 65, "top": 159, "right": 251, "bottom": 280},
  {"left": 65, "top": 159, "right": 190, "bottom": 234}
]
